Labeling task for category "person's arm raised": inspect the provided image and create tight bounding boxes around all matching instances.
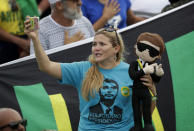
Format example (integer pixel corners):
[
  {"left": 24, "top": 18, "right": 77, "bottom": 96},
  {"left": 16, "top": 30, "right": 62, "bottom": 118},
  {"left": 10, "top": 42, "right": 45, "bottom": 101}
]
[{"left": 24, "top": 18, "right": 62, "bottom": 80}]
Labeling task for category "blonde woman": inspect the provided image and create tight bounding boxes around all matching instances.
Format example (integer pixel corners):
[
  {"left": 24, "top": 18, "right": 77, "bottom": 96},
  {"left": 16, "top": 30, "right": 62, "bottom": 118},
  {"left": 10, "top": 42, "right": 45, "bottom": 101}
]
[{"left": 24, "top": 19, "right": 156, "bottom": 130}]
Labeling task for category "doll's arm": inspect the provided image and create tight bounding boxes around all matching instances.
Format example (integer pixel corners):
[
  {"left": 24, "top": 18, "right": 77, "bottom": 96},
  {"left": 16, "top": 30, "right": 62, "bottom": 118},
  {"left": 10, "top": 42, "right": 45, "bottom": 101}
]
[
  {"left": 155, "top": 64, "right": 164, "bottom": 76},
  {"left": 151, "top": 64, "right": 164, "bottom": 83},
  {"left": 129, "top": 61, "right": 145, "bottom": 80},
  {"left": 151, "top": 73, "right": 161, "bottom": 83},
  {"left": 143, "top": 63, "right": 156, "bottom": 74}
]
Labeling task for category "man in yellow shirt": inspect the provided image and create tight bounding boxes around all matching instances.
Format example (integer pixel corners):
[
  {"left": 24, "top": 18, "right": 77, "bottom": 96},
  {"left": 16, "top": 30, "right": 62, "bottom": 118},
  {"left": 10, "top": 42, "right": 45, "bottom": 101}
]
[{"left": 0, "top": 0, "right": 30, "bottom": 64}]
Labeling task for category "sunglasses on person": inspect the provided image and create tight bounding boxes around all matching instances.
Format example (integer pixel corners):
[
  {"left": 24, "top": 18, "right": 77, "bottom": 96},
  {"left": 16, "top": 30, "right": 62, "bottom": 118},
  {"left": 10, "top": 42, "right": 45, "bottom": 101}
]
[
  {"left": 137, "top": 42, "right": 160, "bottom": 57},
  {"left": 0, "top": 119, "right": 27, "bottom": 130},
  {"left": 102, "top": 27, "right": 121, "bottom": 46}
]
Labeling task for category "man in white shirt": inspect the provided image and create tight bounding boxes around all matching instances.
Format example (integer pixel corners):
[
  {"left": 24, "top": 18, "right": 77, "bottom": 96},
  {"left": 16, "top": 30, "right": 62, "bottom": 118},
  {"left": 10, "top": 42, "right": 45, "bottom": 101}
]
[{"left": 30, "top": 0, "right": 95, "bottom": 54}]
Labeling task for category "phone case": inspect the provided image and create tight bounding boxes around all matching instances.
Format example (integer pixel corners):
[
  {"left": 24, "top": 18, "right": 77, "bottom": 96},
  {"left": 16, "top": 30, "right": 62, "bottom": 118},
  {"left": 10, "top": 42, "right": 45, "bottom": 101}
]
[{"left": 28, "top": 17, "right": 39, "bottom": 31}]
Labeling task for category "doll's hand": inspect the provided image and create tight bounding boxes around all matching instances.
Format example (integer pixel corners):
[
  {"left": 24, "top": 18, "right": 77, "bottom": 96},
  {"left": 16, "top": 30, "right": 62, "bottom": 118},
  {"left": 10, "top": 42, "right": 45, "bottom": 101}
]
[
  {"left": 155, "top": 64, "right": 164, "bottom": 76},
  {"left": 143, "top": 63, "right": 155, "bottom": 74}
]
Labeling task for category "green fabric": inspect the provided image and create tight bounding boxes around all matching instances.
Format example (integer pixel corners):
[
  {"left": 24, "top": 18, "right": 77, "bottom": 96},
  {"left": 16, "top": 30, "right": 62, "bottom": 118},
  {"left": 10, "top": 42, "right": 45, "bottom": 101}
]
[
  {"left": 166, "top": 31, "right": 194, "bottom": 131},
  {"left": 14, "top": 83, "right": 57, "bottom": 131},
  {"left": 16, "top": 0, "right": 39, "bottom": 19}
]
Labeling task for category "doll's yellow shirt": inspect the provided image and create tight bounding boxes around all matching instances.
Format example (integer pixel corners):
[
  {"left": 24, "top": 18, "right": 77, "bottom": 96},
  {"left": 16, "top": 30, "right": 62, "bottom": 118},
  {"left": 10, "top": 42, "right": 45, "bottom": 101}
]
[{"left": 0, "top": 0, "right": 25, "bottom": 35}]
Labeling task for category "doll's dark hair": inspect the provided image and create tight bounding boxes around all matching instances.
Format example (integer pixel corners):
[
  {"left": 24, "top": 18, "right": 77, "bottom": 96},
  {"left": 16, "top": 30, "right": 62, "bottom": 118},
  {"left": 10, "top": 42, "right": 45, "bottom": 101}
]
[{"left": 137, "top": 32, "right": 165, "bottom": 55}]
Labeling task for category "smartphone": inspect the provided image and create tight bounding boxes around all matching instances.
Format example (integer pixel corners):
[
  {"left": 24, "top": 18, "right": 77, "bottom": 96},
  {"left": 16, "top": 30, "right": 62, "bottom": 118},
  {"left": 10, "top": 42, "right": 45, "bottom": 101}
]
[{"left": 27, "top": 17, "right": 39, "bottom": 31}]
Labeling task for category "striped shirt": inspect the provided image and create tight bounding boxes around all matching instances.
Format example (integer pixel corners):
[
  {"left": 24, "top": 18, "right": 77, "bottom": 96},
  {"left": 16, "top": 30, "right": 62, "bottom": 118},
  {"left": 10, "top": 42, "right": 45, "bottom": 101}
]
[{"left": 30, "top": 15, "right": 95, "bottom": 54}]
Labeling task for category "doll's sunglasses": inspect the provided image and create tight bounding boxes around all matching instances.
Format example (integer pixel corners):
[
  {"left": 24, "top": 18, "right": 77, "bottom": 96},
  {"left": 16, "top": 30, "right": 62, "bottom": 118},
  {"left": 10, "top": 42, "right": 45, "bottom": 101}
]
[
  {"left": 0, "top": 119, "right": 27, "bottom": 130},
  {"left": 137, "top": 42, "right": 160, "bottom": 57}
]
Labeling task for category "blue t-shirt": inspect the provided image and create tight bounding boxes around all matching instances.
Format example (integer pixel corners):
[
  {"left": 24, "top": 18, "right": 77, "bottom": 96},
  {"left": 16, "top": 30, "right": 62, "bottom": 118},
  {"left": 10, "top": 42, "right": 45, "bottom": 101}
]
[
  {"left": 81, "top": 0, "right": 131, "bottom": 29},
  {"left": 60, "top": 61, "right": 134, "bottom": 131}
]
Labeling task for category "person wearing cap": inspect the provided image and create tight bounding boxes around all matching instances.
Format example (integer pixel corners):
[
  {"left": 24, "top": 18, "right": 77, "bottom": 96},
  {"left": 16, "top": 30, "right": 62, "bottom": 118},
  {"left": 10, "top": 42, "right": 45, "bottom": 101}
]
[
  {"left": 30, "top": 0, "right": 95, "bottom": 54},
  {"left": 128, "top": 32, "right": 165, "bottom": 131},
  {"left": 0, "top": 108, "right": 27, "bottom": 131}
]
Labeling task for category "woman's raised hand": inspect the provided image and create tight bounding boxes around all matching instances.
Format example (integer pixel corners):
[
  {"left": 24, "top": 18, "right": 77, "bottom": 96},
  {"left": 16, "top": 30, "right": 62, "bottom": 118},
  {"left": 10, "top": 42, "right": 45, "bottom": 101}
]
[{"left": 24, "top": 16, "right": 39, "bottom": 39}]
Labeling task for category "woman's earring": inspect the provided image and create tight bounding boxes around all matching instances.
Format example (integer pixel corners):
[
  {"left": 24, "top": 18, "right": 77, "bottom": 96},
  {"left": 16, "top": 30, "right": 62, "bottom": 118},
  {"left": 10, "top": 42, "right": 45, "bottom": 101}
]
[{"left": 114, "top": 54, "right": 117, "bottom": 62}]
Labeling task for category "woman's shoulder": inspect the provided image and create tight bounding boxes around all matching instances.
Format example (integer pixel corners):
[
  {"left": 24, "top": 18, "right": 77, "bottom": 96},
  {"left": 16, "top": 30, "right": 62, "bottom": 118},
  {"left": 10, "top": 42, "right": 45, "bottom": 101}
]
[
  {"left": 120, "top": 61, "right": 130, "bottom": 67},
  {"left": 65, "top": 61, "right": 91, "bottom": 66},
  {"left": 120, "top": 61, "right": 139, "bottom": 69},
  {"left": 74, "top": 61, "right": 93, "bottom": 68},
  {"left": 77, "top": 61, "right": 92, "bottom": 66},
  {"left": 60, "top": 61, "right": 92, "bottom": 72}
]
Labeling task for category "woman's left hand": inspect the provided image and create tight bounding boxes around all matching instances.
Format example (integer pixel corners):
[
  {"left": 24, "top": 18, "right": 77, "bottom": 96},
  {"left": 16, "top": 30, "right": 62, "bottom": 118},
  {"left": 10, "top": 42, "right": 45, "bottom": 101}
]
[{"left": 141, "top": 74, "right": 157, "bottom": 96}]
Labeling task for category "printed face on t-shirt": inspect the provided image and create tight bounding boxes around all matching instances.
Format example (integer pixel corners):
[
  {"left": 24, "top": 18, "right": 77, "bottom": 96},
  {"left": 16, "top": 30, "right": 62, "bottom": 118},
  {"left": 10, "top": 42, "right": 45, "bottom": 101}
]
[{"left": 100, "top": 80, "right": 118, "bottom": 100}]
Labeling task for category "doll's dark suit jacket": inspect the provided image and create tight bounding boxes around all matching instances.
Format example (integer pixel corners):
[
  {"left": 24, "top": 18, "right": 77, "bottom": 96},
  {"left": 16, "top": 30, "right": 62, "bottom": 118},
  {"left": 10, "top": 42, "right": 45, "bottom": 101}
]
[{"left": 128, "top": 60, "right": 161, "bottom": 126}]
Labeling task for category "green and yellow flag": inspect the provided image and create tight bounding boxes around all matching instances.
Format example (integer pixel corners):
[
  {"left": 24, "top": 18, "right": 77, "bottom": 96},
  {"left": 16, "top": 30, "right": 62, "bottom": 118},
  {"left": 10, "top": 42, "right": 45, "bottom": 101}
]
[{"left": 0, "top": 2, "right": 194, "bottom": 131}]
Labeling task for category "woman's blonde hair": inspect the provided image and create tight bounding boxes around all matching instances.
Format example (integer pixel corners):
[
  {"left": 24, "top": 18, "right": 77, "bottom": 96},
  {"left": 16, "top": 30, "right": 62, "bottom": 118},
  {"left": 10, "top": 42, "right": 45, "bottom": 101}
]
[{"left": 82, "top": 28, "right": 125, "bottom": 101}]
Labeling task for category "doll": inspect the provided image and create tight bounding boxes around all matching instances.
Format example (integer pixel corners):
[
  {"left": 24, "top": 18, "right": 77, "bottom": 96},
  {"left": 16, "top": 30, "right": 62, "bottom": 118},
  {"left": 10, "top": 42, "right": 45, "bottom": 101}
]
[{"left": 128, "top": 32, "right": 165, "bottom": 131}]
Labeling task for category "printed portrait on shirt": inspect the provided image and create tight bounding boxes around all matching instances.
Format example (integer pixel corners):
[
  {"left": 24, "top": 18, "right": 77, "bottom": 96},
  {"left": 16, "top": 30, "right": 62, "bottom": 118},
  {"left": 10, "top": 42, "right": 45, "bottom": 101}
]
[{"left": 88, "top": 78, "right": 122, "bottom": 124}]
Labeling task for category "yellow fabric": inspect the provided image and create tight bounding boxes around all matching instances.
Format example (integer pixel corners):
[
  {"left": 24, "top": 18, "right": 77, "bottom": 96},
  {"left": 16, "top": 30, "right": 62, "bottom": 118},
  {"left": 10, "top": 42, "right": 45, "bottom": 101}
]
[
  {"left": 49, "top": 94, "right": 72, "bottom": 131},
  {"left": 152, "top": 108, "right": 164, "bottom": 131},
  {"left": 137, "top": 59, "right": 164, "bottom": 131},
  {"left": 0, "top": 0, "right": 25, "bottom": 35}
]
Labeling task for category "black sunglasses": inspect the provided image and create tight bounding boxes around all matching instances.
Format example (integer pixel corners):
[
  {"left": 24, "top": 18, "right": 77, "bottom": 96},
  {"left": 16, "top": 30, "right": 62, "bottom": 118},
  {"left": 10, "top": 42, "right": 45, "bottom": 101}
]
[
  {"left": 103, "top": 27, "right": 120, "bottom": 46},
  {"left": 137, "top": 42, "right": 160, "bottom": 57},
  {"left": 0, "top": 119, "right": 27, "bottom": 130}
]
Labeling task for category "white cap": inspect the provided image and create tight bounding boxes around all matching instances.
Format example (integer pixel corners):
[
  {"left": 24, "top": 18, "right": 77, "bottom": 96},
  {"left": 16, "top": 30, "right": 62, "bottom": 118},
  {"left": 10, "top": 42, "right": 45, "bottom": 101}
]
[{"left": 48, "top": 0, "right": 61, "bottom": 4}]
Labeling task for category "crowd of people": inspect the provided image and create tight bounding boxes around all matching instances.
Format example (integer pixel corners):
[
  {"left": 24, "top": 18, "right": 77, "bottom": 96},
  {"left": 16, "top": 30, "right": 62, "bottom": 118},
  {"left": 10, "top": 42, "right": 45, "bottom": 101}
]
[
  {"left": 81, "top": 0, "right": 145, "bottom": 31},
  {"left": 0, "top": 0, "right": 191, "bottom": 64},
  {"left": 24, "top": 15, "right": 157, "bottom": 130},
  {"left": 0, "top": 0, "right": 192, "bottom": 130}
]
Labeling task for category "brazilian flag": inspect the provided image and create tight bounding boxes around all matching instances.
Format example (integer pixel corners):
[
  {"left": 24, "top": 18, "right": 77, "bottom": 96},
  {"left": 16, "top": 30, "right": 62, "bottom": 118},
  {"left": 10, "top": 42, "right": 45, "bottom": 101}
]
[{"left": 0, "top": 2, "right": 193, "bottom": 131}]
